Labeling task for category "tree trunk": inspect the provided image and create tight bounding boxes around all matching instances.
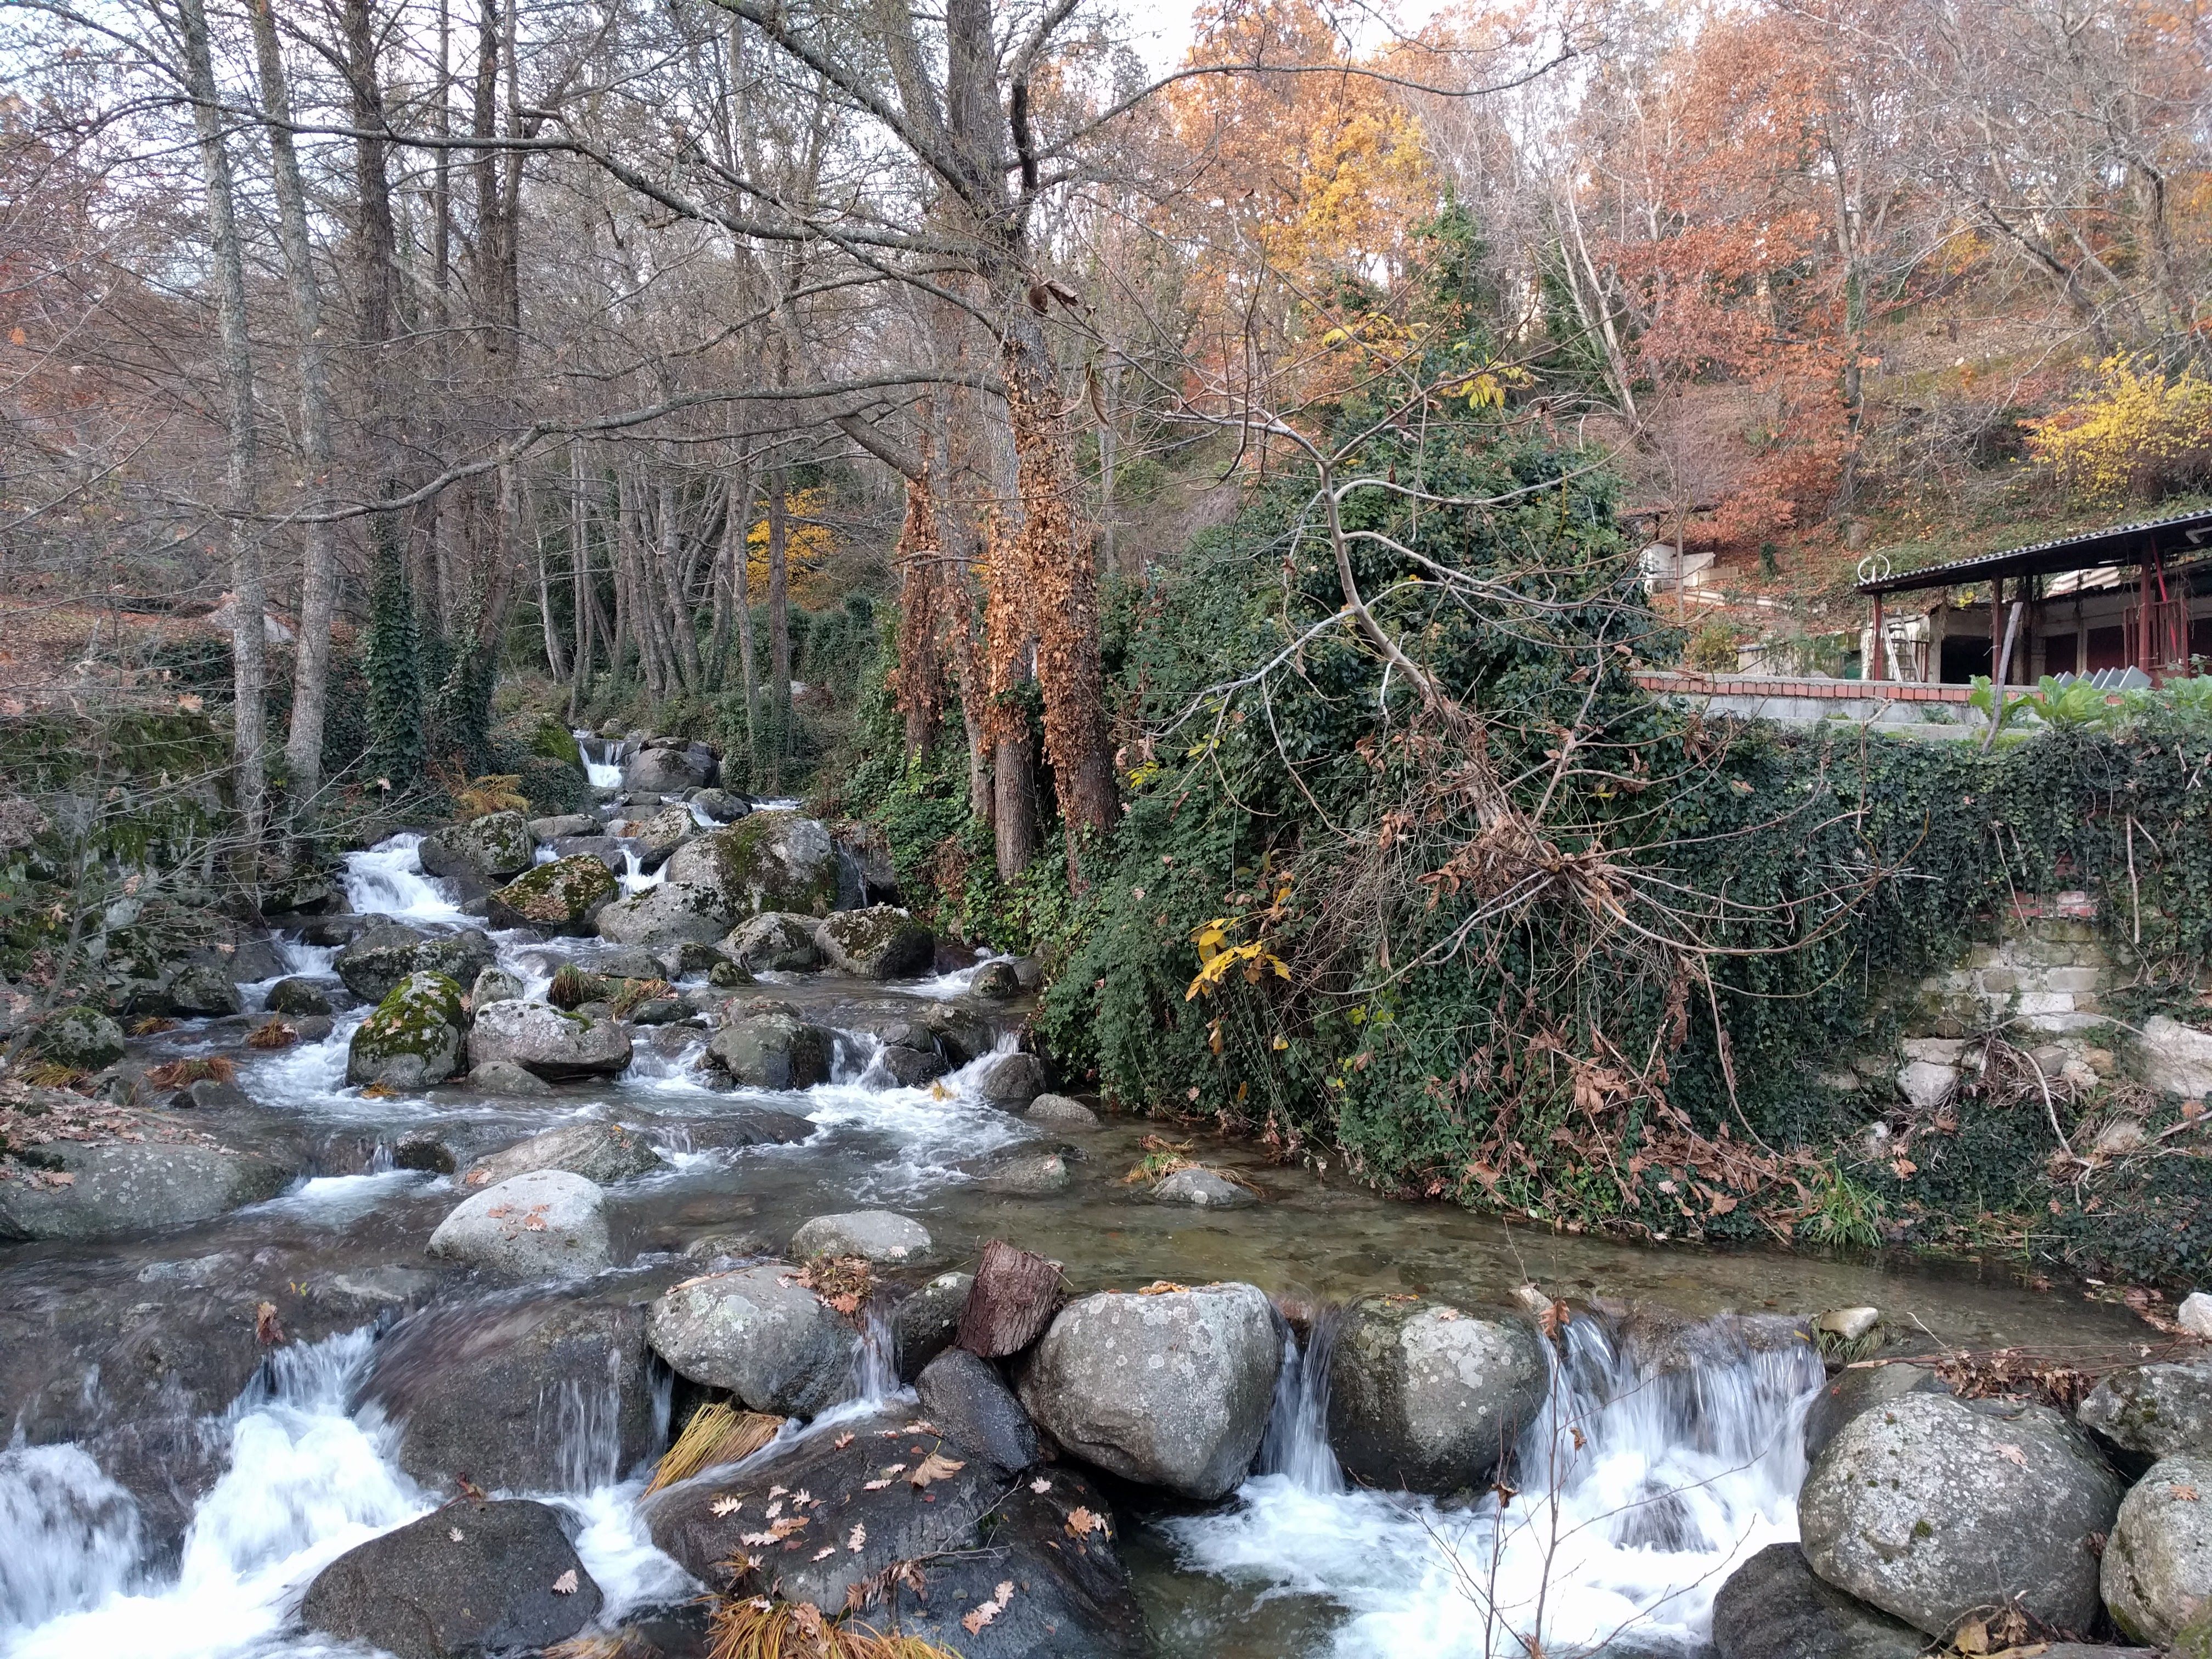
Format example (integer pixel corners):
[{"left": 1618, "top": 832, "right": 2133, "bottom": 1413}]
[
  {"left": 894, "top": 472, "right": 942, "bottom": 765},
  {"left": 245, "top": 0, "right": 338, "bottom": 806},
  {"left": 180, "top": 0, "right": 267, "bottom": 851},
  {"left": 568, "top": 439, "right": 594, "bottom": 716},
  {"left": 341, "top": 0, "right": 405, "bottom": 613},
  {"left": 766, "top": 473, "right": 792, "bottom": 785},
  {"left": 956, "top": 1240, "right": 1063, "bottom": 1359},
  {"left": 658, "top": 475, "right": 703, "bottom": 689},
  {"left": 732, "top": 473, "right": 759, "bottom": 786}
]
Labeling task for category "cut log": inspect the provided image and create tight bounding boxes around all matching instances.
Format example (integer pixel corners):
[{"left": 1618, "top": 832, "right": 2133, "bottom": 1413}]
[{"left": 956, "top": 1239, "right": 1063, "bottom": 1359}]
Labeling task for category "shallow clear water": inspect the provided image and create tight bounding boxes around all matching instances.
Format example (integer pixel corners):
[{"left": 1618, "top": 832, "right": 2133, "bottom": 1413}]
[{"left": 0, "top": 832, "right": 2160, "bottom": 1659}]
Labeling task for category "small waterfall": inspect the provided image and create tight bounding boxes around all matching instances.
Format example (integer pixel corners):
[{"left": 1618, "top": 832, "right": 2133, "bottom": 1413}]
[
  {"left": 1259, "top": 1306, "right": 1344, "bottom": 1495},
  {"left": 846, "top": 1299, "right": 900, "bottom": 1407},
  {"left": 618, "top": 847, "right": 665, "bottom": 896},
  {"left": 578, "top": 731, "right": 627, "bottom": 790},
  {"left": 0, "top": 1444, "right": 145, "bottom": 1635},
  {"left": 546, "top": 1348, "right": 625, "bottom": 1493},
  {"left": 341, "top": 834, "right": 469, "bottom": 924}
]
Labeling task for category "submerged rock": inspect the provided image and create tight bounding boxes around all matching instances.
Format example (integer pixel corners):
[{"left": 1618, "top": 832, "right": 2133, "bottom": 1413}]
[
  {"left": 427, "top": 1169, "right": 612, "bottom": 1278},
  {"left": 346, "top": 970, "right": 467, "bottom": 1090},
  {"left": 1152, "top": 1166, "right": 1254, "bottom": 1208},
  {"left": 644, "top": 1262, "right": 852, "bottom": 1417},
  {"left": 461, "top": 1121, "right": 664, "bottom": 1189},
  {"left": 813, "top": 906, "right": 934, "bottom": 979},
  {"left": 975, "top": 1150, "right": 1071, "bottom": 1196},
  {"left": 663, "top": 811, "right": 838, "bottom": 920},
  {"left": 1327, "top": 1295, "right": 1548, "bottom": 1495},
  {"left": 1798, "top": 1391, "right": 2123, "bottom": 1635},
  {"left": 1017, "top": 1282, "right": 1279, "bottom": 1500},
  {"left": 300, "top": 1499, "right": 600, "bottom": 1659},
  {"left": 2102, "top": 1453, "right": 2212, "bottom": 1650},
  {"left": 419, "top": 810, "right": 535, "bottom": 883},
  {"left": 466, "top": 999, "right": 633, "bottom": 1081},
  {"left": 788, "top": 1210, "right": 932, "bottom": 1265},
  {"left": 486, "top": 855, "right": 619, "bottom": 934},
  {"left": 1711, "top": 1542, "right": 1926, "bottom": 1659},
  {"left": 0, "top": 1132, "right": 302, "bottom": 1242},
  {"left": 335, "top": 919, "right": 497, "bottom": 1004}
]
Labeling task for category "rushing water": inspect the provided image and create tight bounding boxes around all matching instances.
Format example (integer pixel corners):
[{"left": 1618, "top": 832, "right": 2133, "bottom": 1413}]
[{"left": 0, "top": 828, "right": 2158, "bottom": 1659}]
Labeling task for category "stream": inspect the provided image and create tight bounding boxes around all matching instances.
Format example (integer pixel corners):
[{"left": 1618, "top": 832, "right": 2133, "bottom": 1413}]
[{"left": 0, "top": 762, "right": 2158, "bottom": 1659}]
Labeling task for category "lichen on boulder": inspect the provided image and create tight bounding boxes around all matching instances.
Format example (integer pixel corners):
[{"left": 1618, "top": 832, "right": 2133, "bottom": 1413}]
[
  {"left": 485, "top": 855, "right": 618, "bottom": 934},
  {"left": 418, "top": 810, "right": 534, "bottom": 883},
  {"left": 346, "top": 970, "right": 467, "bottom": 1090},
  {"left": 664, "top": 811, "right": 838, "bottom": 921},
  {"left": 812, "top": 905, "right": 934, "bottom": 979},
  {"left": 33, "top": 1006, "right": 124, "bottom": 1071}
]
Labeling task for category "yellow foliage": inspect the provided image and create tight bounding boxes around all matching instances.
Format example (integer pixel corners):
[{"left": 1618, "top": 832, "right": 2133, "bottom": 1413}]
[
  {"left": 2024, "top": 354, "right": 2212, "bottom": 505},
  {"left": 746, "top": 486, "right": 840, "bottom": 610},
  {"left": 1186, "top": 917, "right": 1290, "bottom": 1000}
]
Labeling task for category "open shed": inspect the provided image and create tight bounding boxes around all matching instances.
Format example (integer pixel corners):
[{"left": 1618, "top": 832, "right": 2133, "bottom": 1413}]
[{"left": 1855, "top": 508, "right": 2212, "bottom": 685}]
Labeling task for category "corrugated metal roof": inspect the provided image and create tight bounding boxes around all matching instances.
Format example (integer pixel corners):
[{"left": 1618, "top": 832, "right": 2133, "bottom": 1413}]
[{"left": 1855, "top": 506, "right": 2212, "bottom": 595}]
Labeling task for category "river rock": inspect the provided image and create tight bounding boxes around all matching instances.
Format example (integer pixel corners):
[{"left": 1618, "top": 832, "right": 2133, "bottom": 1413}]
[
  {"left": 1803, "top": 1361, "right": 1949, "bottom": 1464},
  {"left": 419, "top": 811, "right": 535, "bottom": 884},
  {"left": 0, "top": 1133, "right": 302, "bottom": 1241},
  {"left": 723, "top": 910, "right": 824, "bottom": 972},
  {"left": 2102, "top": 1453, "right": 2212, "bottom": 1649},
  {"left": 893, "top": 1271, "right": 972, "bottom": 1379},
  {"left": 1027, "top": 1092, "right": 1099, "bottom": 1127},
  {"left": 163, "top": 960, "right": 242, "bottom": 1017},
  {"left": 33, "top": 1005, "right": 123, "bottom": 1070},
  {"left": 624, "top": 804, "right": 695, "bottom": 872},
  {"left": 663, "top": 812, "right": 839, "bottom": 919},
  {"left": 2079, "top": 1356, "right": 2212, "bottom": 1461},
  {"left": 465, "top": 1058, "right": 553, "bottom": 1097},
  {"left": 335, "top": 919, "right": 497, "bottom": 1003},
  {"left": 975, "top": 1150, "right": 1070, "bottom": 1196},
  {"left": 2134, "top": 1016, "right": 2212, "bottom": 1098},
  {"left": 263, "top": 977, "right": 331, "bottom": 1017},
  {"left": 972, "top": 960, "right": 1021, "bottom": 998},
  {"left": 924, "top": 1001, "right": 995, "bottom": 1065},
  {"left": 1797, "top": 1391, "right": 2124, "bottom": 1635},
  {"left": 622, "top": 743, "right": 714, "bottom": 793},
  {"left": 644, "top": 1263, "right": 853, "bottom": 1415},
  {"left": 300, "top": 1498, "right": 601, "bottom": 1659},
  {"left": 705, "top": 1010, "right": 831, "bottom": 1089},
  {"left": 789, "top": 1210, "right": 932, "bottom": 1265},
  {"left": 1711, "top": 1542, "right": 1927, "bottom": 1659},
  {"left": 641, "top": 1404, "right": 1144, "bottom": 1656},
  {"left": 529, "top": 812, "right": 599, "bottom": 840},
  {"left": 974, "top": 1050, "right": 1046, "bottom": 1107},
  {"left": 466, "top": 999, "right": 633, "bottom": 1081},
  {"left": 813, "top": 906, "right": 935, "bottom": 979},
  {"left": 690, "top": 787, "right": 747, "bottom": 822},
  {"left": 470, "top": 966, "right": 522, "bottom": 1008},
  {"left": 550, "top": 836, "right": 623, "bottom": 872},
  {"left": 2180, "top": 1293, "right": 2212, "bottom": 1339},
  {"left": 594, "top": 947, "right": 665, "bottom": 983},
  {"left": 593, "top": 879, "right": 734, "bottom": 947},
  {"left": 486, "top": 855, "right": 619, "bottom": 933},
  {"left": 427, "top": 1169, "right": 612, "bottom": 1278},
  {"left": 874, "top": 1039, "right": 946, "bottom": 1087},
  {"left": 1153, "top": 1166, "right": 1255, "bottom": 1208},
  {"left": 659, "top": 939, "right": 727, "bottom": 979},
  {"left": 1016, "top": 1282, "right": 1279, "bottom": 1500},
  {"left": 917, "top": 1347, "right": 1041, "bottom": 1475},
  {"left": 357, "top": 1297, "right": 661, "bottom": 1494},
  {"left": 1327, "top": 1296, "right": 1547, "bottom": 1494},
  {"left": 346, "top": 970, "right": 467, "bottom": 1090},
  {"left": 462, "top": 1121, "right": 664, "bottom": 1189}
]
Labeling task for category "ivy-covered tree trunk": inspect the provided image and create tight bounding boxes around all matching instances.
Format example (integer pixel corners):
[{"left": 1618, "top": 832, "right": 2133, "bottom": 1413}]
[{"left": 364, "top": 529, "right": 425, "bottom": 788}]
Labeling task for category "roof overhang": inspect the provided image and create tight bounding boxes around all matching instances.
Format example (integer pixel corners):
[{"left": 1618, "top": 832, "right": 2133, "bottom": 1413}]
[{"left": 1856, "top": 507, "right": 2212, "bottom": 596}]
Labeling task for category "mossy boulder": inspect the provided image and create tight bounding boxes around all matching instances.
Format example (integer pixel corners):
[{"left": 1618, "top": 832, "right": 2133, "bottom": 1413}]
[
  {"left": 705, "top": 1011, "right": 832, "bottom": 1090},
  {"left": 346, "top": 971, "right": 468, "bottom": 1090},
  {"left": 664, "top": 812, "right": 838, "bottom": 921},
  {"left": 486, "top": 855, "right": 618, "bottom": 934},
  {"left": 528, "top": 719, "right": 585, "bottom": 771},
  {"left": 594, "top": 880, "right": 731, "bottom": 946},
  {"left": 33, "top": 1006, "right": 124, "bottom": 1071},
  {"left": 813, "top": 906, "right": 934, "bottom": 980},
  {"left": 334, "top": 919, "right": 497, "bottom": 1003},
  {"left": 724, "top": 912, "right": 824, "bottom": 973},
  {"left": 419, "top": 811, "right": 534, "bottom": 883},
  {"left": 165, "top": 960, "right": 242, "bottom": 1017}
]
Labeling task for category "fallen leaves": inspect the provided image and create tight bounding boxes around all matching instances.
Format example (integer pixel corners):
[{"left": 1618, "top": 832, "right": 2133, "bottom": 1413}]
[
  {"left": 847, "top": 1523, "right": 866, "bottom": 1552},
  {"left": 1064, "top": 1506, "right": 1107, "bottom": 1538},
  {"left": 449, "top": 1527, "right": 464, "bottom": 1543},
  {"left": 551, "top": 1569, "right": 579, "bottom": 1595},
  {"left": 908, "top": 1451, "right": 964, "bottom": 1488},
  {"left": 1994, "top": 1442, "right": 2028, "bottom": 1468},
  {"left": 738, "top": 1516, "right": 810, "bottom": 1547},
  {"left": 2173, "top": 1484, "right": 2201, "bottom": 1502},
  {"left": 710, "top": 1496, "right": 742, "bottom": 1517},
  {"left": 1029, "top": 1477, "right": 1052, "bottom": 1494},
  {"left": 254, "top": 1301, "right": 285, "bottom": 1346},
  {"left": 960, "top": 1580, "right": 1015, "bottom": 1635},
  {"left": 833, "top": 1432, "right": 855, "bottom": 1450}
]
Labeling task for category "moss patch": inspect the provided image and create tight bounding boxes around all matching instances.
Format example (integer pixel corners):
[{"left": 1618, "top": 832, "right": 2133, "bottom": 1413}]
[{"left": 352, "top": 972, "right": 466, "bottom": 1063}]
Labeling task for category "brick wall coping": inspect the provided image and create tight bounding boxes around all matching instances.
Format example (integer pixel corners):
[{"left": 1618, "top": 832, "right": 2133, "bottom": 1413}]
[{"left": 1633, "top": 670, "right": 1976, "bottom": 704}]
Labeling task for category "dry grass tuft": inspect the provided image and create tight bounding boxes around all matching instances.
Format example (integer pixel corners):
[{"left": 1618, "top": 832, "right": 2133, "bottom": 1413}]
[
  {"left": 611, "top": 977, "right": 673, "bottom": 1018},
  {"left": 246, "top": 1019, "right": 298, "bottom": 1050},
  {"left": 146, "top": 1055, "right": 236, "bottom": 1089},
  {"left": 129, "top": 1016, "right": 180, "bottom": 1036},
  {"left": 17, "top": 1061, "right": 92, "bottom": 1090},
  {"left": 707, "top": 1597, "right": 960, "bottom": 1659},
  {"left": 548, "top": 964, "right": 607, "bottom": 1011},
  {"left": 644, "top": 1400, "right": 786, "bottom": 1496}
]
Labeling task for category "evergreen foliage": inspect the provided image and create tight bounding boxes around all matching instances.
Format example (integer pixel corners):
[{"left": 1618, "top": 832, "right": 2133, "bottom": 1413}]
[{"left": 363, "top": 532, "right": 425, "bottom": 788}]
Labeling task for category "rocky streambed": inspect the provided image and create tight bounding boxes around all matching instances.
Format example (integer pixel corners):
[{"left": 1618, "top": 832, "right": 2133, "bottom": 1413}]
[{"left": 2, "top": 733, "right": 2206, "bottom": 1659}]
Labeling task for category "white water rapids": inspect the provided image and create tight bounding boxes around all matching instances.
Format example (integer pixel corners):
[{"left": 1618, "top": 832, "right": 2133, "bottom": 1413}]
[{"left": 1, "top": 828, "right": 1833, "bottom": 1659}]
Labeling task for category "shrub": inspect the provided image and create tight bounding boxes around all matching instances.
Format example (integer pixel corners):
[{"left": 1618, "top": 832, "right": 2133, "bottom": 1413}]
[{"left": 2024, "top": 353, "right": 2212, "bottom": 504}]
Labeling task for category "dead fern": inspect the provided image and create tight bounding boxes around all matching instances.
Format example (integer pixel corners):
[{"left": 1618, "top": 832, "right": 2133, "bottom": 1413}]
[
  {"left": 644, "top": 1400, "right": 786, "bottom": 1495},
  {"left": 707, "top": 1596, "right": 960, "bottom": 1659},
  {"left": 146, "top": 1056, "right": 236, "bottom": 1088}
]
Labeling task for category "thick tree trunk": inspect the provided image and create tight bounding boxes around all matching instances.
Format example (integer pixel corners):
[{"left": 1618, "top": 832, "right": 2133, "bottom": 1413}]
[
  {"left": 894, "top": 473, "right": 941, "bottom": 765},
  {"left": 766, "top": 474, "right": 792, "bottom": 785},
  {"left": 245, "top": 0, "right": 338, "bottom": 805},
  {"left": 180, "top": 0, "right": 267, "bottom": 851},
  {"left": 341, "top": 0, "right": 405, "bottom": 623},
  {"left": 658, "top": 476, "right": 703, "bottom": 689},
  {"left": 568, "top": 439, "right": 594, "bottom": 716},
  {"left": 731, "top": 475, "right": 759, "bottom": 785}
]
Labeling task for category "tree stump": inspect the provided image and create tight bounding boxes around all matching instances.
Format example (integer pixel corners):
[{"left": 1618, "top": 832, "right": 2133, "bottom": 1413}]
[{"left": 956, "top": 1239, "right": 1063, "bottom": 1358}]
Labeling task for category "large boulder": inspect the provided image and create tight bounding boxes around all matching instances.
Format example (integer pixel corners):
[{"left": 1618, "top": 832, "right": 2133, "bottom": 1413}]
[
  {"left": 917, "top": 1348, "right": 1041, "bottom": 1476},
  {"left": 813, "top": 906, "right": 934, "bottom": 980},
  {"left": 419, "top": 810, "right": 535, "bottom": 883},
  {"left": 461, "top": 1121, "right": 664, "bottom": 1189},
  {"left": 346, "top": 970, "right": 467, "bottom": 1090},
  {"left": 1803, "top": 1360, "right": 1949, "bottom": 1464},
  {"left": 924, "top": 1001, "right": 995, "bottom": 1065},
  {"left": 161, "top": 959, "right": 243, "bottom": 1017},
  {"left": 723, "top": 911, "right": 825, "bottom": 972},
  {"left": 529, "top": 812, "right": 599, "bottom": 840},
  {"left": 1797, "top": 1391, "right": 2124, "bottom": 1636},
  {"left": 622, "top": 804, "right": 695, "bottom": 871},
  {"left": 622, "top": 742, "right": 714, "bottom": 794},
  {"left": 641, "top": 1407, "right": 1143, "bottom": 1658},
  {"left": 2079, "top": 1357, "right": 2212, "bottom": 1463},
  {"left": 663, "top": 812, "right": 839, "bottom": 920},
  {"left": 32, "top": 1005, "right": 123, "bottom": 1071},
  {"left": 0, "top": 1132, "right": 302, "bottom": 1241},
  {"left": 335, "top": 919, "right": 497, "bottom": 1003},
  {"left": 300, "top": 1499, "right": 601, "bottom": 1659},
  {"left": 357, "top": 1297, "right": 662, "bottom": 1494},
  {"left": 485, "top": 855, "right": 619, "bottom": 934},
  {"left": 788, "top": 1210, "right": 932, "bottom": 1265},
  {"left": 644, "top": 1263, "right": 853, "bottom": 1417},
  {"left": 264, "top": 977, "right": 332, "bottom": 1017},
  {"left": 2134, "top": 1016, "right": 2212, "bottom": 1098},
  {"left": 465, "top": 1000, "right": 633, "bottom": 1081},
  {"left": 1711, "top": 1543, "right": 1927, "bottom": 1659},
  {"left": 593, "top": 880, "right": 732, "bottom": 947},
  {"left": 427, "top": 1169, "right": 612, "bottom": 1278},
  {"left": 2102, "top": 1453, "right": 2212, "bottom": 1650},
  {"left": 705, "top": 1011, "right": 831, "bottom": 1090},
  {"left": 974, "top": 1050, "right": 1046, "bottom": 1108},
  {"left": 1327, "top": 1296, "right": 1548, "bottom": 1494},
  {"left": 1016, "top": 1283, "right": 1279, "bottom": 1500}
]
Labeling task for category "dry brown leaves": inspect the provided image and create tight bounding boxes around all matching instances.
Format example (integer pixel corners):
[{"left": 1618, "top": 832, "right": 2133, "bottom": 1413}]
[{"left": 794, "top": 1256, "right": 874, "bottom": 1321}]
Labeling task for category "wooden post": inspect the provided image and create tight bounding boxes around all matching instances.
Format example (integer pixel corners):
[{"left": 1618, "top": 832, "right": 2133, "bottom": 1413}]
[
  {"left": 1990, "top": 576, "right": 2004, "bottom": 683},
  {"left": 1868, "top": 592, "right": 1884, "bottom": 683}
]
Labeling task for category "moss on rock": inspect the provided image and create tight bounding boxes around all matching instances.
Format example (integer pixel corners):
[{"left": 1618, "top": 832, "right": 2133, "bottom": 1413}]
[
  {"left": 487, "top": 855, "right": 619, "bottom": 934},
  {"left": 347, "top": 970, "right": 467, "bottom": 1090},
  {"left": 35, "top": 1006, "right": 125, "bottom": 1071},
  {"left": 665, "top": 812, "right": 838, "bottom": 920}
]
